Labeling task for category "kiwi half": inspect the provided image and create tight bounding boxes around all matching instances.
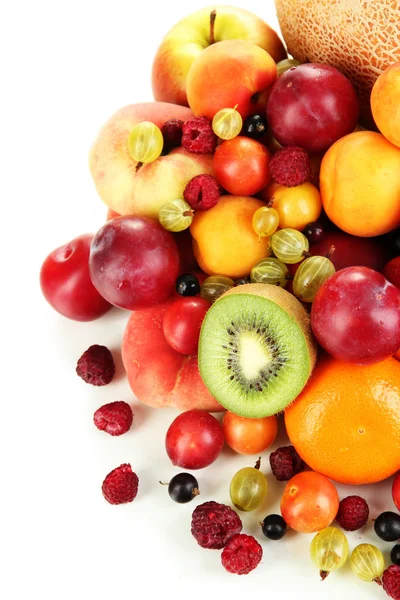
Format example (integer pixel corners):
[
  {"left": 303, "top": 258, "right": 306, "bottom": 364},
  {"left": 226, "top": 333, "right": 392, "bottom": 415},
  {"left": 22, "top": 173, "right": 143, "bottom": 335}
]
[{"left": 198, "top": 283, "right": 317, "bottom": 418}]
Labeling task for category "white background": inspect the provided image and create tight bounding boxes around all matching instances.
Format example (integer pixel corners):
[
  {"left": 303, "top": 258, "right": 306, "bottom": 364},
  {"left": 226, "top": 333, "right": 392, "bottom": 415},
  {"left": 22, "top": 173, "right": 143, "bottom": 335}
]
[{"left": 1, "top": 1, "right": 395, "bottom": 599}]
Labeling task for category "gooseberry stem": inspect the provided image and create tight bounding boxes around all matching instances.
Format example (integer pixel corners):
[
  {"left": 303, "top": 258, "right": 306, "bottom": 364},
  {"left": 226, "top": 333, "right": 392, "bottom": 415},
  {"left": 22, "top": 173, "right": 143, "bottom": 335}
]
[
  {"left": 209, "top": 9, "right": 217, "bottom": 45},
  {"left": 254, "top": 457, "right": 262, "bottom": 470},
  {"left": 374, "top": 578, "right": 382, "bottom": 586},
  {"left": 135, "top": 161, "right": 143, "bottom": 172},
  {"left": 183, "top": 210, "right": 195, "bottom": 217},
  {"left": 159, "top": 481, "right": 169, "bottom": 485},
  {"left": 326, "top": 245, "right": 336, "bottom": 260},
  {"left": 320, "top": 570, "right": 329, "bottom": 581}
]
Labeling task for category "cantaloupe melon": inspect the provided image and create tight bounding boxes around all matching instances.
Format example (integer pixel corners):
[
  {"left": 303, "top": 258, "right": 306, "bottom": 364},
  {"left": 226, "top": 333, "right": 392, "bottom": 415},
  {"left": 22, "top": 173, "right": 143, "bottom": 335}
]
[{"left": 274, "top": 0, "right": 400, "bottom": 123}]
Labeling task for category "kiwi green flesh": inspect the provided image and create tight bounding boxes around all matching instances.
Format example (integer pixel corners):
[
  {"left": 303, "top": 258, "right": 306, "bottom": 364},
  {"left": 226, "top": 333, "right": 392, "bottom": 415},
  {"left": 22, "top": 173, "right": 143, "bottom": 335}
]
[{"left": 198, "top": 293, "right": 311, "bottom": 418}]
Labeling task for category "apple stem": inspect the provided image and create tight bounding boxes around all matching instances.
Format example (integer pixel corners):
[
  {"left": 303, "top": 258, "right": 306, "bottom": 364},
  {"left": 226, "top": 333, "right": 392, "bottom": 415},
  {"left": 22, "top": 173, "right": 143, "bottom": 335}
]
[
  {"left": 135, "top": 161, "right": 143, "bottom": 172},
  {"left": 209, "top": 9, "right": 217, "bottom": 45}
]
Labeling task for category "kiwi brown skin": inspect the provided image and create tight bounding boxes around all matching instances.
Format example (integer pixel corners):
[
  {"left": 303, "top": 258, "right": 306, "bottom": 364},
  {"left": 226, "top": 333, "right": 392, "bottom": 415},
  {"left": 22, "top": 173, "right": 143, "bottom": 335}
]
[
  {"left": 217, "top": 283, "right": 317, "bottom": 376},
  {"left": 198, "top": 283, "right": 318, "bottom": 416}
]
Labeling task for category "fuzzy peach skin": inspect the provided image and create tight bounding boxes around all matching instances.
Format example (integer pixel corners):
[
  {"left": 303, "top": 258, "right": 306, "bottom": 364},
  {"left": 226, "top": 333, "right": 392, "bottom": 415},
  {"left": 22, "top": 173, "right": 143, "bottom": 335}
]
[
  {"left": 152, "top": 5, "right": 286, "bottom": 107},
  {"left": 371, "top": 62, "right": 400, "bottom": 148},
  {"left": 89, "top": 102, "right": 214, "bottom": 218},
  {"left": 122, "top": 298, "right": 222, "bottom": 412},
  {"left": 320, "top": 131, "right": 400, "bottom": 237},
  {"left": 187, "top": 39, "right": 277, "bottom": 120}
]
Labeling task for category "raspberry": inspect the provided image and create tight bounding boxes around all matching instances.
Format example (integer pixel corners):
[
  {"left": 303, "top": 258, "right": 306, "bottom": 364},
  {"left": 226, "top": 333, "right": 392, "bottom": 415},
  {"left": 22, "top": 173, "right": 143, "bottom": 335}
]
[
  {"left": 383, "top": 565, "right": 400, "bottom": 599},
  {"left": 184, "top": 174, "right": 220, "bottom": 211},
  {"left": 269, "top": 146, "right": 311, "bottom": 187},
  {"left": 102, "top": 464, "right": 138, "bottom": 505},
  {"left": 191, "top": 501, "right": 242, "bottom": 549},
  {"left": 269, "top": 446, "right": 306, "bottom": 481},
  {"left": 335, "top": 495, "right": 369, "bottom": 531},
  {"left": 76, "top": 345, "right": 115, "bottom": 386},
  {"left": 93, "top": 401, "right": 133, "bottom": 436},
  {"left": 161, "top": 119, "right": 183, "bottom": 150},
  {"left": 221, "top": 534, "right": 263, "bottom": 575},
  {"left": 181, "top": 116, "right": 217, "bottom": 154}
]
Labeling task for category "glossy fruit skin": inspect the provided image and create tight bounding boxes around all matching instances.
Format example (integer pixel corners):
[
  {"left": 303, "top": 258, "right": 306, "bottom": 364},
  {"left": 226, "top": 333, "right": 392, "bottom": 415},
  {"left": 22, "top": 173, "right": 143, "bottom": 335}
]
[
  {"left": 176, "top": 273, "right": 200, "bottom": 296},
  {"left": 393, "top": 473, "right": 400, "bottom": 511},
  {"left": 391, "top": 544, "right": 400, "bottom": 566},
  {"left": 89, "top": 216, "right": 179, "bottom": 310},
  {"left": 261, "top": 514, "right": 287, "bottom": 540},
  {"left": 212, "top": 137, "right": 271, "bottom": 196},
  {"left": 374, "top": 512, "right": 400, "bottom": 542},
  {"left": 230, "top": 464, "right": 268, "bottom": 511},
  {"left": 280, "top": 471, "right": 339, "bottom": 533},
  {"left": 310, "top": 231, "right": 389, "bottom": 272},
  {"left": 350, "top": 544, "right": 385, "bottom": 582},
  {"left": 167, "top": 473, "right": 199, "bottom": 503},
  {"left": 40, "top": 234, "right": 112, "bottom": 321},
  {"left": 304, "top": 222, "right": 324, "bottom": 244},
  {"left": 293, "top": 256, "right": 335, "bottom": 303},
  {"left": 242, "top": 114, "right": 268, "bottom": 139},
  {"left": 222, "top": 412, "right": 278, "bottom": 455},
  {"left": 200, "top": 275, "right": 235, "bottom": 303},
  {"left": 162, "top": 297, "right": 209, "bottom": 355},
  {"left": 311, "top": 266, "right": 400, "bottom": 365},
  {"left": 266, "top": 63, "right": 359, "bottom": 153},
  {"left": 270, "top": 182, "right": 322, "bottom": 231},
  {"left": 127, "top": 121, "right": 163, "bottom": 164},
  {"left": 310, "top": 527, "right": 349, "bottom": 577},
  {"left": 270, "top": 228, "right": 309, "bottom": 264},
  {"left": 285, "top": 355, "right": 400, "bottom": 485},
  {"left": 165, "top": 410, "right": 224, "bottom": 470},
  {"left": 212, "top": 108, "right": 243, "bottom": 140},
  {"left": 384, "top": 257, "right": 400, "bottom": 289}
]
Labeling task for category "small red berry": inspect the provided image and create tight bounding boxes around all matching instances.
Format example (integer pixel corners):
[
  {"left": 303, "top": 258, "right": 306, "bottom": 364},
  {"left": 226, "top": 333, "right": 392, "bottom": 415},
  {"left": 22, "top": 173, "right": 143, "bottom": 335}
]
[
  {"left": 102, "top": 464, "right": 138, "bottom": 505},
  {"left": 181, "top": 116, "right": 217, "bottom": 154},
  {"left": 76, "top": 345, "right": 115, "bottom": 386},
  {"left": 383, "top": 565, "right": 400, "bottom": 599},
  {"left": 269, "top": 446, "right": 306, "bottom": 481},
  {"left": 221, "top": 534, "right": 263, "bottom": 575},
  {"left": 93, "top": 401, "right": 133, "bottom": 436},
  {"left": 335, "top": 496, "right": 369, "bottom": 531},
  {"left": 191, "top": 501, "right": 242, "bottom": 549},
  {"left": 269, "top": 146, "right": 311, "bottom": 187},
  {"left": 161, "top": 119, "right": 183, "bottom": 149},
  {"left": 184, "top": 174, "right": 220, "bottom": 211}
]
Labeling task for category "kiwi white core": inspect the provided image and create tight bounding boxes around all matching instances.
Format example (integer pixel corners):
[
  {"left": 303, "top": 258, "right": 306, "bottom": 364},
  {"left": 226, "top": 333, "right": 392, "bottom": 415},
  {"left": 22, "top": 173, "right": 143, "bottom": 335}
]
[{"left": 198, "top": 293, "right": 312, "bottom": 418}]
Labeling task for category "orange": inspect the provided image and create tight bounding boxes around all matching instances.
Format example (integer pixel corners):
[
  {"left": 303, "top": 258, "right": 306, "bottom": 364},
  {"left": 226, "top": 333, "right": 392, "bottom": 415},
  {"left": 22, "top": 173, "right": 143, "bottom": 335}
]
[
  {"left": 285, "top": 355, "right": 400, "bottom": 485},
  {"left": 320, "top": 131, "right": 400, "bottom": 237},
  {"left": 371, "top": 62, "right": 400, "bottom": 149},
  {"left": 275, "top": 0, "right": 400, "bottom": 122}
]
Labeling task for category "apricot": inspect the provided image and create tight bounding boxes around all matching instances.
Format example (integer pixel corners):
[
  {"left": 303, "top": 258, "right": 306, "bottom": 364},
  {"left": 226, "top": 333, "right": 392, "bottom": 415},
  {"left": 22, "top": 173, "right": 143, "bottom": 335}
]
[
  {"left": 320, "top": 131, "right": 400, "bottom": 237},
  {"left": 371, "top": 62, "right": 400, "bottom": 148},
  {"left": 190, "top": 195, "right": 269, "bottom": 278}
]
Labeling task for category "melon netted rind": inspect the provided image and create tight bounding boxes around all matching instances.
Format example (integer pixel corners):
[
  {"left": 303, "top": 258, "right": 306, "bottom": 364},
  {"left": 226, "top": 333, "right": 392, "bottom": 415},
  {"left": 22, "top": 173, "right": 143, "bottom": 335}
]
[
  {"left": 274, "top": 0, "right": 400, "bottom": 123},
  {"left": 198, "top": 283, "right": 317, "bottom": 418}
]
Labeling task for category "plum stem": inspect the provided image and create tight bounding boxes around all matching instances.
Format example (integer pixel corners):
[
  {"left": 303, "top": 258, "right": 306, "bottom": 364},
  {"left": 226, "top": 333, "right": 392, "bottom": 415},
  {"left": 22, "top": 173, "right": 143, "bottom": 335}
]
[
  {"left": 135, "top": 161, "right": 143, "bottom": 172},
  {"left": 209, "top": 9, "right": 217, "bottom": 45},
  {"left": 254, "top": 457, "right": 262, "bottom": 470}
]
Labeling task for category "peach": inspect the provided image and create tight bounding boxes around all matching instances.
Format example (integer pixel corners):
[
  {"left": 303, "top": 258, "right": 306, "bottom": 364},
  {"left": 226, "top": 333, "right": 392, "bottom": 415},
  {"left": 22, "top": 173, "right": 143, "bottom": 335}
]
[
  {"left": 371, "top": 62, "right": 400, "bottom": 148},
  {"left": 190, "top": 195, "right": 269, "bottom": 278},
  {"left": 89, "top": 102, "right": 214, "bottom": 218},
  {"left": 186, "top": 40, "right": 277, "bottom": 120},
  {"left": 320, "top": 131, "right": 400, "bottom": 237},
  {"left": 122, "top": 298, "right": 222, "bottom": 412},
  {"left": 152, "top": 5, "right": 286, "bottom": 107}
]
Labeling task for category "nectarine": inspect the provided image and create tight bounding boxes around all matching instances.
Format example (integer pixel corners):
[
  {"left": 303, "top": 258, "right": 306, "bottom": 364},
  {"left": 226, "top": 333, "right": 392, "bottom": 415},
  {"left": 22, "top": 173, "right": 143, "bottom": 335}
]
[{"left": 371, "top": 62, "right": 400, "bottom": 148}]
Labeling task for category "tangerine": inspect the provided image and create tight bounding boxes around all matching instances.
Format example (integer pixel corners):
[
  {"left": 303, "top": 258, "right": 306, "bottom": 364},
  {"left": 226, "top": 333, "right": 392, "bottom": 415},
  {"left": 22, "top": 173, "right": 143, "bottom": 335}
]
[{"left": 285, "top": 356, "right": 400, "bottom": 485}]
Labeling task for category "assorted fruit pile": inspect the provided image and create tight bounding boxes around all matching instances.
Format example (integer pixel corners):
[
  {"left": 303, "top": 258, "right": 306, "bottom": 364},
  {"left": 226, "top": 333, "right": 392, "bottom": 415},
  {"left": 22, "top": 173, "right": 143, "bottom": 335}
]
[{"left": 39, "top": 3, "right": 400, "bottom": 593}]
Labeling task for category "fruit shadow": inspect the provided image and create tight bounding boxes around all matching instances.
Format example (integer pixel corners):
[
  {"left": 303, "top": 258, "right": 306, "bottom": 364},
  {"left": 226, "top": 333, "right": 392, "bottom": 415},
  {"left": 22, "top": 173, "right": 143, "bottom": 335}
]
[
  {"left": 109, "top": 345, "right": 125, "bottom": 383},
  {"left": 129, "top": 402, "right": 153, "bottom": 430}
]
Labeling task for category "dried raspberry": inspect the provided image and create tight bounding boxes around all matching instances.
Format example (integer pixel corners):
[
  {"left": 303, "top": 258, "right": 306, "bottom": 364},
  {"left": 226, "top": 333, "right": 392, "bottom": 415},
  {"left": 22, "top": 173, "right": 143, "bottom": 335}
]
[
  {"left": 269, "top": 446, "right": 306, "bottom": 481},
  {"left": 93, "top": 401, "right": 133, "bottom": 436},
  {"left": 76, "top": 344, "right": 115, "bottom": 386},
  {"left": 102, "top": 464, "right": 138, "bottom": 505},
  {"left": 383, "top": 565, "right": 400, "bottom": 599},
  {"left": 161, "top": 119, "right": 183, "bottom": 150},
  {"left": 181, "top": 116, "right": 217, "bottom": 154},
  {"left": 184, "top": 174, "right": 220, "bottom": 211},
  {"left": 335, "top": 495, "right": 369, "bottom": 531},
  {"left": 191, "top": 501, "right": 242, "bottom": 549},
  {"left": 221, "top": 534, "right": 263, "bottom": 575},
  {"left": 269, "top": 146, "right": 311, "bottom": 187}
]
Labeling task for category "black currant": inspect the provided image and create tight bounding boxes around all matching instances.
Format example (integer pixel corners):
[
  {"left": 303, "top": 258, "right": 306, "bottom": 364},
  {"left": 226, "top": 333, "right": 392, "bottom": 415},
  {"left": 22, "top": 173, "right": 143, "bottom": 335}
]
[
  {"left": 164, "top": 473, "right": 200, "bottom": 503},
  {"left": 235, "top": 277, "right": 250, "bottom": 286},
  {"left": 261, "top": 514, "right": 287, "bottom": 540},
  {"left": 176, "top": 273, "right": 200, "bottom": 297},
  {"left": 374, "top": 512, "right": 400, "bottom": 542},
  {"left": 391, "top": 544, "right": 400, "bottom": 565},
  {"left": 303, "top": 222, "right": 325, "bottom": 244},
  {"left": 242, "top": 114, "right": 268, "bottom": 139}
]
